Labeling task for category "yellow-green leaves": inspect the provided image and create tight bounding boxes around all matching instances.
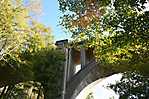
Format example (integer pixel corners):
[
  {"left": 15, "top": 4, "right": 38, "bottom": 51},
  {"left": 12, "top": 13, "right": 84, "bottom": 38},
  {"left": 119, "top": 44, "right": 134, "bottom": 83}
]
[{"left": 0, "top": 0, "right": 53, "bottom": 67}]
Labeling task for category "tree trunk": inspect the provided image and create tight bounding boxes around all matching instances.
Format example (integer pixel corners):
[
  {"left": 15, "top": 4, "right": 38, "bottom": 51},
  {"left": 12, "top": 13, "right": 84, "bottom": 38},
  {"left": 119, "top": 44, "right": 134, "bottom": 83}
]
[
  {"left": 43, "top": 88, "right": 49, "bottom": 99},
  {"left": 43, "top": 86, "right": 53, "bottom": 99},
  {"left": 37, "top": 85, "right": 42, "bottom": 99}
]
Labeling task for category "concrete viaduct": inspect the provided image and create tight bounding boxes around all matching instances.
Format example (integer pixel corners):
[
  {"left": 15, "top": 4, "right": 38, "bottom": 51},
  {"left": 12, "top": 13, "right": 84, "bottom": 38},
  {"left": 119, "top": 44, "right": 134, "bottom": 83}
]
[{"left": 56, "top": 39, "right": 114, "bottom": 99}]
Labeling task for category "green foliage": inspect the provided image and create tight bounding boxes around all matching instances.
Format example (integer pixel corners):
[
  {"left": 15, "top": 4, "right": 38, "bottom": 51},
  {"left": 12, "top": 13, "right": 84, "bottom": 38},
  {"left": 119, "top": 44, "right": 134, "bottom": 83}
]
[
  {"left": 110, "top": 72, "right": 149, "bottom": 99},
  {"left": 32, "top": 48, "right": 65, "bottom": 99},
  {"left": 86, "top": 93, "right": 94, "bottom": 99},
  {"left": 58, "top": 0, "right": 149, "bottom": 73},
  {"left": 0, "top": 81, "right": 43, "bottom": 99},
  {"left": 0, "top": 0, "right": 27, "bottom": 60},
  {"left": 0, "top": 0, "right": 65, "bottom": 99},
  {"left": 0, "top": 0, "right": 53, "bottom": 76},
  {"left": 0, "top": 48, "right": 65, "bottom": 99},
  {"left": 0, "top": 0, "right": 52, "bottom": 63},
  {"left": 58, "top": 0, "right": 149, "bottom": 98}
]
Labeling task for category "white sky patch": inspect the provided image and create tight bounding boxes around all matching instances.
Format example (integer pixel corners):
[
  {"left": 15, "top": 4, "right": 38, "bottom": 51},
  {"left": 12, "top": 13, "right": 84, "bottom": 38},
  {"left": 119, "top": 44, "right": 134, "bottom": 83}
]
[
  {"left": 75, "top": 64, "right": 81, "bottom": 74},
  {"left": 102, "top": 31, "right": 109, "bottom": 36},
  {"left": 76, "top": 74, "right": 122, "bottom": 99},
  {"left": 144, "top": 1, "right": 149, "bottom": 11},
  {"left": 93, "top": 87, "right": 118, "bottom": 99}
]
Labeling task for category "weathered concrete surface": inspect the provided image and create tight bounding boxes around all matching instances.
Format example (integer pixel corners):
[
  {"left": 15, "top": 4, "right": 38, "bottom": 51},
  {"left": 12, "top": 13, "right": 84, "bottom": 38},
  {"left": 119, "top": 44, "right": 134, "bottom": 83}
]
[
  {"left": 75, "top": 78, "right": 104, "bottom": 99},
  {"left": 65, "top": 60, "right": 101, "bottom": 99},
  {"left": 55, "top": 40, "right": 116, "bottom": 99},
  {"left": 64, "top": 61, "right": 116, "bottom": 99}
]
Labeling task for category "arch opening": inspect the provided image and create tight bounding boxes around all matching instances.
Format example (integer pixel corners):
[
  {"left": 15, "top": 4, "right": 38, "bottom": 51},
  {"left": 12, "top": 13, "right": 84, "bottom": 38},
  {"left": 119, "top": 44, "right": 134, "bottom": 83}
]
[{"left": 76, "top": 74, "right": 122, "bottom": 99}]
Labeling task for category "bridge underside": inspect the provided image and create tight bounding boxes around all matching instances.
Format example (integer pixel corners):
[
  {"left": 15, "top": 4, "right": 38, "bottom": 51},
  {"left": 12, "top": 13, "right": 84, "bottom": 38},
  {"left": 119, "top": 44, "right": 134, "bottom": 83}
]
[
  {"left": 65, "top": 61, "right": 116, "bottom": 99},
  {"left": 55, "top": 40, "right": 116, "bottom": 99}
]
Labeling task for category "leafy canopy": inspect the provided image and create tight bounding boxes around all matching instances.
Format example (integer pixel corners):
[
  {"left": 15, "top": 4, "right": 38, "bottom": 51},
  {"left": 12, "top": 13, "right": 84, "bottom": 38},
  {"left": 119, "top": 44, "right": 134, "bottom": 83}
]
[
  {"left": 0, "top": 0, "right": 65, "bottom": 99},
  {"left": 58, "top": 0, "right": 149, "bottom": 75},
  {"left": 58, "top": 0, "right": 149, "bottom": 98}
]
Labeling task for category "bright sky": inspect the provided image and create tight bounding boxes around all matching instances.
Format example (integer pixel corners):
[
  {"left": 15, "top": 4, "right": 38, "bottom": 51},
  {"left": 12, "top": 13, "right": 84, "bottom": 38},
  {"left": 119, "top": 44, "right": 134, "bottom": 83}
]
[
  {"left": 39, "top": 0, "right": 149, "bottom": 42},
  {"left": 39, "top": 0, "right": 71, "bottom": 41}
]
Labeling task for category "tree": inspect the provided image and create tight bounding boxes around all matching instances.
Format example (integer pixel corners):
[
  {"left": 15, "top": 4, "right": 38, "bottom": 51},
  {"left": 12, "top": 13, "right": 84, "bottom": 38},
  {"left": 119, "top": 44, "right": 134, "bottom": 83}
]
[
  {"left": 0, "top": 0, "right": 65, "bottom": 99},
  {"left": 32, "top": 48, "right": 65, "bottom": 99},
  {"left": 58, "top": 0, "right": 149, "bottom": 74},
  {"left": 110, "top": 72, "right": 149, "bottom": 99},
  {"left": 58, "top": 0, "right": 149, "bottom": 98},
  {"left": 0, "top": 0, "right": 53, "bottom": 87},
  {"left": 0, "top": 0, "right": 29, "bottom": 61},
  {"left": 59, "top": 0, "right": 149, "bottom": 62}
]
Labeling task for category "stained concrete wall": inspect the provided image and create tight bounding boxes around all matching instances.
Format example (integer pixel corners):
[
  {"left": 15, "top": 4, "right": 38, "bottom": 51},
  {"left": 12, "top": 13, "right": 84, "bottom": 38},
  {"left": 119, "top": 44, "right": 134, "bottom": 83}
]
[
  {"left": 64, "top": 47, "right": 99, "bottom": 99},
  {"left": 65, "top": 60, "right": 100, "bottom": 99},
  {"left": 55, "top": 40, "right": 100, "bottom": 99}
]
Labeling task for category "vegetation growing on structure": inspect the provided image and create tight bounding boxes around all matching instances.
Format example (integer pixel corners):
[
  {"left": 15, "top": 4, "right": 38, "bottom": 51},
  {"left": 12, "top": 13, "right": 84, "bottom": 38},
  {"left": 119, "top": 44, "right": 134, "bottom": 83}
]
[
  {"left": 58, "top": 0, "right": 149, "bottom": 98},
  {"left": 86, "top": 93, "right": 94, "bottom": 99}
]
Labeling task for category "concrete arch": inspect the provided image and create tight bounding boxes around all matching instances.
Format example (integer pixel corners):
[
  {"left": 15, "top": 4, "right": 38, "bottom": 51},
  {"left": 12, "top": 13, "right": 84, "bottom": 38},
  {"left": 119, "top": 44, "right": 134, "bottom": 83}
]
[
  {"left": 76, "top": 74, "right": 122, "bottom": 99},
  {"left": 55, "top": 40, "right": 119, "bottom": 99},
  {"left": 65, "top": 60, "right": 101, "bottom": 99}
]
